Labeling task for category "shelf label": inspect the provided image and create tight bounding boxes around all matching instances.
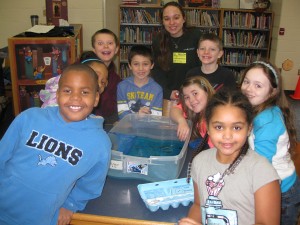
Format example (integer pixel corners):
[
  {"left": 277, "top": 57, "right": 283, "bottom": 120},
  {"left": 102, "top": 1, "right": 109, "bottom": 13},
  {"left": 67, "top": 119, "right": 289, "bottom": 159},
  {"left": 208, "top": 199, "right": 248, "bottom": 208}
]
[{"left": 110, "top": 160, "right": 123, "bottom": 170}]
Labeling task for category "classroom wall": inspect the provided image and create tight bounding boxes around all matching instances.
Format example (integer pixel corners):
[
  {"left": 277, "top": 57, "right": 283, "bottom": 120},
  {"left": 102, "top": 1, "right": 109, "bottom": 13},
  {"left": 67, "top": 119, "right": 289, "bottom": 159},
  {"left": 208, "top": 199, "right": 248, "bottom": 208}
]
[
  {"left": 0, "top": 0, "right": 239, "bottom": 51},
  {"left": 269, "top": 0, "right": 300, "bottom": 90},
  {"left": 0, "top": 0, "right": 105, "bottom": 51}
]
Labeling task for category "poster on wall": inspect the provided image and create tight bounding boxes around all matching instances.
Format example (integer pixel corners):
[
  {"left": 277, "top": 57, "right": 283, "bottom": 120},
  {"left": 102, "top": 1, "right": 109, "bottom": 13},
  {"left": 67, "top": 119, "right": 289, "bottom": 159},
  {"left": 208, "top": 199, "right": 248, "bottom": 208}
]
[
  {"left": 239, "top": 0, "right": 255, "bottom": 9},
  {"left": 46, "top": 0, "right": 68, "bottom": 26}
]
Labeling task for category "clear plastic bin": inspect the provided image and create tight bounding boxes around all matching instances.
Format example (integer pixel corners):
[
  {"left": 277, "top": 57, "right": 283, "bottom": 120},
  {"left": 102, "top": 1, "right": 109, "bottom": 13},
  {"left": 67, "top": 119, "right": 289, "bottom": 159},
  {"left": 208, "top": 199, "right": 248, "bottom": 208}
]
[{"left": 107, "top": 114, "right": 190, "bottom": 182}]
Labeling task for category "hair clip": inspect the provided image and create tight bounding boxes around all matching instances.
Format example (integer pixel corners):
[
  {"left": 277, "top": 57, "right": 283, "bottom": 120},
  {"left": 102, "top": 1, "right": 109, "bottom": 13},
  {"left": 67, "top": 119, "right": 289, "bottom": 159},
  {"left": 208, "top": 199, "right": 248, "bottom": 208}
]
[
  {"left": 200, "top": 80, "right": 206, "bottom": 87},
  {"left": 253, "top": 61, "right": 278, "bottom": 85},
  {"left": 81, "top": 58, "right": 103, "bottom": 64}
]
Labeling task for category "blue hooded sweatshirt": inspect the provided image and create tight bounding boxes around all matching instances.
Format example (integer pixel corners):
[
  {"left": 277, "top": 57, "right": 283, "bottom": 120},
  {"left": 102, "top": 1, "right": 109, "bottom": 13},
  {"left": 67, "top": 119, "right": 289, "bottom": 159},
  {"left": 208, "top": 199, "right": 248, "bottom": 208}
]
[{"left": 0, "top": 106, "right": 111, "bottom": 225}]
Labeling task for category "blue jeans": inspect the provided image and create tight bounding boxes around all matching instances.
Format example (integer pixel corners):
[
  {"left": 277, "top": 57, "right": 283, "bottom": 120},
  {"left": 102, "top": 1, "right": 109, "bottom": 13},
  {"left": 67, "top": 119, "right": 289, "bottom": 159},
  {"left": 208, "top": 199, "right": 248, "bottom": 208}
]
[{"left": 281, "top": 176, "right": 300, "bottom": 225}]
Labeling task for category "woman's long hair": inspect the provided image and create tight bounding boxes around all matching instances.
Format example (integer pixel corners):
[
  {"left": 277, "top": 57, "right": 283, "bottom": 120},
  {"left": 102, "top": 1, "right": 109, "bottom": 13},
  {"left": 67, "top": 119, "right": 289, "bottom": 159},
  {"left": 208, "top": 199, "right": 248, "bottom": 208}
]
[{"left": 157, "top": 2, "right": 186, "bottom": 71}]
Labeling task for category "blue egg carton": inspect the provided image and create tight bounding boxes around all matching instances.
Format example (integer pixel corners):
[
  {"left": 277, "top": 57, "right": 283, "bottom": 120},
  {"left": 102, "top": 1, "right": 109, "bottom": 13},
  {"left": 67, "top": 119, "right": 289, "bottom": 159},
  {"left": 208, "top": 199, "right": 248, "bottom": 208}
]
[{"left": 137, "top": 178, "right": 194, "bottom": 212}]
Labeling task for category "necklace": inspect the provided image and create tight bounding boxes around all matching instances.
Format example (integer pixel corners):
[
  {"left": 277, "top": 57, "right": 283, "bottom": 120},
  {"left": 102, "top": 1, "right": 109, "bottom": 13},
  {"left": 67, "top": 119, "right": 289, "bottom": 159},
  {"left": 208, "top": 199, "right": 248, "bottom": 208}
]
[
  {"left": 171, "top": 37, "right": 182, "bottom": 49},
  {"left": 215, "top": 154, "right": 244, "bottom": 185},
  {"left": 206, "top": 154, "right": 244, "bottom": 197}
]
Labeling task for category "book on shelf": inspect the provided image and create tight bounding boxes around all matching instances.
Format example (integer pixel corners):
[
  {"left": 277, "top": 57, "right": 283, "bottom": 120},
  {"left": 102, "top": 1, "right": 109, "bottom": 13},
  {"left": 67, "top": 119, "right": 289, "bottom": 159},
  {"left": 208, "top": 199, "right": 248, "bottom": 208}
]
[
  {"left": 136, "top": 10, "right": 145, "bottom": 24},
  {"left": 203, "top": 11, "right": 213, "bottom": 26},
  {"left": 224, "top": 11, "right": 257, "bottom": 28},
  {"left": 142, "top": 10, "right": 152, "bottom": 23},
  {"left": 224, "top": 11, "right": 272, "bottom": 30},
  {"left": 222, "top": 49, "right": 262, "bottom": 66},
  {"left": 256, "top": 14, "right": 272, "bottom": 29},
  {"left": 120, "top": 46, "right": 132, "bottom": 61},
  {"left": 121, "top": 8, "right": 160, "bottom": 24},
  {"left": 120, "top": 64, "right": 131, "bottom": 79},
  {"left": 223, "top": 30, "right": 267, "bottom": 48},
  {"left": 212, "top": 13, "right": 220, "bottom": 26},
  {"left": 257, "top": 34, "right": 266, "bottom": 48},
  {"left": 185, "top": 9, "right": 220, "bottom": 27},
  {"left": 121, "top": 27, "right": 159, "bottom": 44}
]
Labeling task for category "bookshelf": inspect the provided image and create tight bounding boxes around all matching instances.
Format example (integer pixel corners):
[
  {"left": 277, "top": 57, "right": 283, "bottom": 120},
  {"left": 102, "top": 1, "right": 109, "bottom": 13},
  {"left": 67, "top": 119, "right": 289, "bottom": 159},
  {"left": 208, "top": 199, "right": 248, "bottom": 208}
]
[
  {"left": 8, "top": 24, "right": 83, "bottom": 116},
  {"left": 184, "top": 8, "right": 220, "bottom": 33},
  {"left": 220, "top": 9, "right": 273, "bottom": 82},
  {"left": 119, "top": 5, "right": 162, "bottom": 78},
  {"left": 118, "top": 5, "right": 273, "bottom": 81}
]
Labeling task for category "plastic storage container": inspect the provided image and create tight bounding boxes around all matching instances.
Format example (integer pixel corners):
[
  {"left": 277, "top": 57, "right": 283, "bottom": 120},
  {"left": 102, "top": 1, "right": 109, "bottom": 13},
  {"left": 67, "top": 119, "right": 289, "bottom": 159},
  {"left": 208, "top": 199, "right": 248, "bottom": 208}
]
[
  {"left": 137, "top": 178, "right": 194, "bottom": 212},
  {"left": 108, "top": 114, "right": 190, "bottom": 182}
]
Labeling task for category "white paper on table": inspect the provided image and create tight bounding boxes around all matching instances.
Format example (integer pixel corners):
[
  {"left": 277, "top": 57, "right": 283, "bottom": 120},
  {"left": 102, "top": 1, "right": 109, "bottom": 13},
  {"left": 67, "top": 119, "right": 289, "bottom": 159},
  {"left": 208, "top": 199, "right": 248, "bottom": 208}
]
[
  {"left": 26, "top": 25, "right": 55, "bottom": 33},
  {"left": 59, "top": 19, "right": 70, "bottom": 26}
]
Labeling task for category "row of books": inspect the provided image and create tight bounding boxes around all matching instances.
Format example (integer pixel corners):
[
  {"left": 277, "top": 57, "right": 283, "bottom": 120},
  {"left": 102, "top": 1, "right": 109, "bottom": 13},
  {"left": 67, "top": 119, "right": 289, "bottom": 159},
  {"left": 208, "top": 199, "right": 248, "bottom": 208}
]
[
  {"left": 223, "top": 30, "right": 267, "bottom": 48},
  {"left": 120, "top": 27, "right": 161, "bottom": 44},
  {"left": 120, "top": 8, "right": 272, "bottom": 29},
  {"left": 120, "top": 46, "right": 132, "bottom": 61},
  {"left": 197, "top": 28, "right": 218, "bottom": 36},
  {"left": 120, "top": 8, "right": 160, "bottom": 24},
  {"left": 185, "top": 10, "right": 220, "bottom": 27},
  {"left": 120, "top": 64, "right": 131, "bottom": 79},
  {"left": 221, "top": 50, "right": 262, "bottom": 66},
  {"left": 223, "top": 12, "right": 272, "bottom": 29}
]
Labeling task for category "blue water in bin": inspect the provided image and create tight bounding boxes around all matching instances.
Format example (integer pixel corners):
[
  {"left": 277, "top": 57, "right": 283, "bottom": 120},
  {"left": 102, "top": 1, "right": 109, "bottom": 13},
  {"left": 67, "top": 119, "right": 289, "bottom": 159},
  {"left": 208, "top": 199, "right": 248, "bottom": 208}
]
[
  {"left": 116, "top": 133, "right": 184, "bottom": 158},
  {"left": 115, "top": 133, "right": 136, "bottom": 155}
]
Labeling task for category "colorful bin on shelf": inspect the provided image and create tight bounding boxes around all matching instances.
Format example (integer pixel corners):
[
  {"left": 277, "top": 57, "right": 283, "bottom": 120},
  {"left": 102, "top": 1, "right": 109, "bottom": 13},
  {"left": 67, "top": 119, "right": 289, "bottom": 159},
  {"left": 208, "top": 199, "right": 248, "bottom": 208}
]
[{"left": 107, "top": 114, "right": 190, "bottom": 182}]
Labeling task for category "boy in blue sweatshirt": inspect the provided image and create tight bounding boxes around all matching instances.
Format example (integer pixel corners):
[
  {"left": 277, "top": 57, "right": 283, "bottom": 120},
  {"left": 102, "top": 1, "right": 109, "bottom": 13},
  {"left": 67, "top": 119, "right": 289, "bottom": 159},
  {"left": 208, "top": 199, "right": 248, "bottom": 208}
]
[
  {"left": 0, "top": 64, "right": 111, "bottom": 225},
  {"left": 117, "top": 45, "right": 163, "bottom": 119}
]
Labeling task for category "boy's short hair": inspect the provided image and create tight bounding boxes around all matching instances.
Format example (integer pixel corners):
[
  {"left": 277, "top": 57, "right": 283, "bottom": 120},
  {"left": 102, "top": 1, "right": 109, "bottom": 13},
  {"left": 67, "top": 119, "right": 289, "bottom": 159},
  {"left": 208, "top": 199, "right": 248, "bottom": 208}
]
[
  {"left": 91, "top": 28, "right": 119, "bottom": 48},
  {"left": 128, "top": 45, "right": 154, "bottom": 64},
  {"left": 198, "top": 33, "right": 223, "bottom": 50},
  {"left": 59, "top": 64, "right": 99, "bottom": 92}
]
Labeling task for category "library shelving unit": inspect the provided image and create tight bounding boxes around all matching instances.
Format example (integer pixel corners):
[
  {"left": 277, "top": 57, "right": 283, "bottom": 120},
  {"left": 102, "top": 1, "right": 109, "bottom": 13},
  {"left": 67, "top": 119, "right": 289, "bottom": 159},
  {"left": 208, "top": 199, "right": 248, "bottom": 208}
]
[
  {"left": 119, "top": 5, "right": 162, "bottom": 78},
  {"left": 8, "top": 24, "right": 83, "bottom": 116},
  {"left": 184, "top": 7, "right": 220, "bottom": 34},
  {"left": 118, "top": 5, "right": 273, "bottom": 81},
  {"left": 220, "top": 8, "right": 274, "bottom": 82},
  {"left": 118, "top": 5, "right": 222, "bottom": 78}
]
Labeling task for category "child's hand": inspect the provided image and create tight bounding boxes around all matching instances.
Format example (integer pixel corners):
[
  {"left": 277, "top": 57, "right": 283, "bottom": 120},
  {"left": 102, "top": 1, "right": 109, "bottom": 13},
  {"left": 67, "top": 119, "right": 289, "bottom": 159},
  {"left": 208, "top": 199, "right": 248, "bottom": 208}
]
[
  {"left": 170, "top": 90, "right": 180, "bottom": 101},
  {"left": 177, "top": 119, "right": 190, "bottom": 141},
  {"left": 178, "top": 217, "right": 202, "bottom": 225},
  {"left": 138, "top": 106, "right": 151, "bottom": 114},
  {"left": 57, "top": 208, "right": 73, "bottom": 225}
]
